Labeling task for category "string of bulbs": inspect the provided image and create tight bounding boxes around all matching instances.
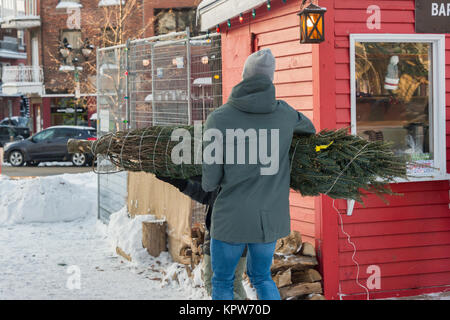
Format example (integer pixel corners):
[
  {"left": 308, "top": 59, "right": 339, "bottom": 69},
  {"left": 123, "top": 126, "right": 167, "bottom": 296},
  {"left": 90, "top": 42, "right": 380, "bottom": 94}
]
[{"left": 215, "top": 0, "right": 289, "bottom": 32}]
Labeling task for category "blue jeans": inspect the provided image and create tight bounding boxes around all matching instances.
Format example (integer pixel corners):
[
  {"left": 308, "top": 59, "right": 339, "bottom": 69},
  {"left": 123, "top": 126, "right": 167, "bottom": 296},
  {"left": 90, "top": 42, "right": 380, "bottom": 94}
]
[{"left": 210, "top": 238, "right": 281, "bottom": 300}]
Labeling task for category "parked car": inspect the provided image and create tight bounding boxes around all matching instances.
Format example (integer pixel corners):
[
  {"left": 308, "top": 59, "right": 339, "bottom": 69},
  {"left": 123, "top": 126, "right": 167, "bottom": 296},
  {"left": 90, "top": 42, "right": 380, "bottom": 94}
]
[
  {"left": 0, "top": 116, "right": 31, "bottom": 128},
  {"left": 0, "top": 125, "right": 31, "bottom": 147},
  {"left": 3, "top": 126, "right": 97, "bottom": 167}
]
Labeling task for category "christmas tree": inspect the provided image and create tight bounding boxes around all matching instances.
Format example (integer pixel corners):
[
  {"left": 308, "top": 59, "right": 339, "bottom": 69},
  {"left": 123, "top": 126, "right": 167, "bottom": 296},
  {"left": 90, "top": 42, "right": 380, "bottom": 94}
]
[{"left": 69, "top": 125, "right": 407, "bottom": 203}]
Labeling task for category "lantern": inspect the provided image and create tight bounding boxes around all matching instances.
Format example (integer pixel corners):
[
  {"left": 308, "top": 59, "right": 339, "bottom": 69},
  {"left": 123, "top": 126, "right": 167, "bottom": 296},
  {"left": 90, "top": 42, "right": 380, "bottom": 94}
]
[{"left": 298, "top": 2, "right": 327, "bottom": 44}]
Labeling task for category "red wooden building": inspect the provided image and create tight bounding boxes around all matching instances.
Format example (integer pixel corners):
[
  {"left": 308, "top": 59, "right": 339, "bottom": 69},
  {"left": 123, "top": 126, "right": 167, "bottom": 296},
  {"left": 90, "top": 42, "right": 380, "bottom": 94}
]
[{"left": 198, "top": 0, "right": 450, "bottom": 299}]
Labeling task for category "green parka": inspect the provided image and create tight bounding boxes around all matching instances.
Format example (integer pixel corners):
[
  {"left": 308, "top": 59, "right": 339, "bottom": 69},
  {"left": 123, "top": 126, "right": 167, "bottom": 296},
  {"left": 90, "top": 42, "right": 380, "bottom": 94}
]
[{"left": 202, "top": 74, "right": 316, "bottom": 243}]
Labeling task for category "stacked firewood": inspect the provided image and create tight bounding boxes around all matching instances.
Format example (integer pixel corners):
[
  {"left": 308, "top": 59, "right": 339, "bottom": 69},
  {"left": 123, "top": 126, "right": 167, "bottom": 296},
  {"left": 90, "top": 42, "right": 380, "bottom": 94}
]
[
  {"left": 182, "top": 227, "right": 324, "bottom": 300},
  {"left": 271, "top": 231, "right": 325, "bottom": 300},
  {"left": 179, "top": 224, "right": 206, "bottom": 272},
  {"left": 190, "top": 224, "right": 205, "bottom": 269}
]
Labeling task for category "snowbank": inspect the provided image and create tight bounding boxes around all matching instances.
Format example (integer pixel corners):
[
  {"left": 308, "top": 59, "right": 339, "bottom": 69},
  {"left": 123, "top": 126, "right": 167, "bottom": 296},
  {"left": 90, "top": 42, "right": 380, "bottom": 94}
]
[
  {"left": 0, "top": 172, "right": 97, "bottom": 226},
  {"left": 106, "top": 206, "right": 169, "bottom": 264},
  {"left": 106, "top": 207, "right": 209, "bottom": 299}
]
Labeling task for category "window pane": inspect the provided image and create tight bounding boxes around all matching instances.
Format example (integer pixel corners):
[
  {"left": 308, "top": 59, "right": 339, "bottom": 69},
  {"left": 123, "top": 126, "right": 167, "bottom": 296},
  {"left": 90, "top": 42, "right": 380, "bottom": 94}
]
[
  {"left": 154, "top": 8, "right": 199, "bottom": 36},
  {"left": 34, "top": 129, "right": 55, "bottom": 142},
  {"left": 61, "top": 30, "right": 82, "bottom": 49},
  {"left": 355, "top": 42, "right": 433, "bottom": 176}
]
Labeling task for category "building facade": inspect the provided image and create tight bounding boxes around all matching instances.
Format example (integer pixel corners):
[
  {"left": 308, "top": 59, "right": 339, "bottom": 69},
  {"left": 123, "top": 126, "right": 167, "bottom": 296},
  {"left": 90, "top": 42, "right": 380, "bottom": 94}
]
[
  {"left": 0, "top": 0, "right": 200, "bottom": 133},
  {"left": 0, "top": 10, "right": 28, "bottom": 124},
  {"left": 198, "top": 0, "right": 450, "bottom": 300}
]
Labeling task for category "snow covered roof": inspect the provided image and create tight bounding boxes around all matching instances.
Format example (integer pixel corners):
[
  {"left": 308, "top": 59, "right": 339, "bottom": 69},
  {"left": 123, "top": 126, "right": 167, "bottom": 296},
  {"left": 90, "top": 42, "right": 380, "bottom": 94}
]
[
  {"left": 197, "top": 0, "right": 267, "bottom": 31},
  {"left": 48, "top": 125, "right": 96, "bottom": 130}
]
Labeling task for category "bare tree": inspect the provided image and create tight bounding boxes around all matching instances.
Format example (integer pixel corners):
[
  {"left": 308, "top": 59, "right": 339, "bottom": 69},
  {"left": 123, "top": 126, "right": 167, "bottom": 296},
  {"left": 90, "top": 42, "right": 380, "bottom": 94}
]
[{"left": 47, "top": 0, "right": 152, "bottom": 128}]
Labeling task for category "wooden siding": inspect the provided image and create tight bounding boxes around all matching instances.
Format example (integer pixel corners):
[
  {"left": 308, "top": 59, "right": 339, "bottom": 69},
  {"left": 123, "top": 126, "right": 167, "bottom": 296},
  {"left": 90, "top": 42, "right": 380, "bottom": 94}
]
[
  {"left": 254, "top": 1, "right": 316, "bottom": 244},
  {"left": 220, "top": 0, "right": 318, "bottom": 244},
  {"left": 329, "top": 0, "right": 450, "bottom": 299}
]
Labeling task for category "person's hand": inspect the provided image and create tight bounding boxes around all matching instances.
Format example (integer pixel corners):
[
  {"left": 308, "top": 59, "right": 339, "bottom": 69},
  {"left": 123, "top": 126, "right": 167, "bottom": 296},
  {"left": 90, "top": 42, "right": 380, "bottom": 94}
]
[
  {"left": 155, "top": 175, "right": 188, "bottom": 191},
  {"left": 189, "top": 175, "right": 202, "bottom": 182}
]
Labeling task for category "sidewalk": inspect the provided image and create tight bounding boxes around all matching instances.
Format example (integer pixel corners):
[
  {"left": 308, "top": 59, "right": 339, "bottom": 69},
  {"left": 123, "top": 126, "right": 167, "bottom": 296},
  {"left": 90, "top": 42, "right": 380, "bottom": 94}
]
[
  {"left": 0, "top": 172, "right": 206, "bottom": 300},
  {"left": 0, "top": 214, "right": 205, "bottom": 300}
]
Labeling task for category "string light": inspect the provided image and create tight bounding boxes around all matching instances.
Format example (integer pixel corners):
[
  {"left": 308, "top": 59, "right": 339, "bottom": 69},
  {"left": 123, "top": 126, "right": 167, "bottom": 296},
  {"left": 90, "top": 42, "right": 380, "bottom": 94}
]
[{"left": 221, "top": 0, "right": 291, "bottom": 30}]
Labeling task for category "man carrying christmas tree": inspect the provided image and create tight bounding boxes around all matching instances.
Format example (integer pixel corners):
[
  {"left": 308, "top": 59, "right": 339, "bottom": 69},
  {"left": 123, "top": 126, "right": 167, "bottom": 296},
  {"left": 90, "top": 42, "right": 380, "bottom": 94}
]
[
  {"left": 202, "top": 49, "right": 316, "bottom": 300},
  {"left": 155, "top": 175, "right": 248, "bottom": 300}
]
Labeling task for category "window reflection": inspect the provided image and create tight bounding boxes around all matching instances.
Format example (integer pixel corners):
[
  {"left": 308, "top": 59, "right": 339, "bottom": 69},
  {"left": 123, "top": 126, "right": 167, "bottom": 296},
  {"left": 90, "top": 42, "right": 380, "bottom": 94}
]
[{"left": 355, "top": 42, "right": 433, "bottom": 175}]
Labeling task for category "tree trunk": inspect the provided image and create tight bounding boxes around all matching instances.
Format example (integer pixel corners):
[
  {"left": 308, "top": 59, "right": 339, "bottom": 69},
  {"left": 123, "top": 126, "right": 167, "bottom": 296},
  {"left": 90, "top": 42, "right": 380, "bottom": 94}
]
[{"left": 142, "top": 220, "right": 167, "bottom": 257}]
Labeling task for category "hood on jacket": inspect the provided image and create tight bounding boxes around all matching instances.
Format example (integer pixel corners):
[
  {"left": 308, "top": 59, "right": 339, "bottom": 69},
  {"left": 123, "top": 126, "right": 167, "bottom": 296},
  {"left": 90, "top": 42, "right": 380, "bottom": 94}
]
[{"left": 228, "top": 74, "right": 277, "bottom": 114}]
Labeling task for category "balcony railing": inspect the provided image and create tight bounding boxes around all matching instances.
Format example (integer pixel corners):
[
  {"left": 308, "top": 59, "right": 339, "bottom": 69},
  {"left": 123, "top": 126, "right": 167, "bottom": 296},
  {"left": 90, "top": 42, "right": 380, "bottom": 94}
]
[
  {"left": 3, "top": 66, "right": 42, "bottom": 83},
  {"left": 2, "top": 65, "right": 44, "bottom": 95},
  {"left": 0, "top": 0, "right": 40, "bottom": 28}
]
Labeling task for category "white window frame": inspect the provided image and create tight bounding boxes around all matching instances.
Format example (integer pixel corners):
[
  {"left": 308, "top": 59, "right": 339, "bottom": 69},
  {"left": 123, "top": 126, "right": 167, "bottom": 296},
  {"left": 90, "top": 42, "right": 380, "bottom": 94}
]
[{"left": 349, "top": 33, "right": 447, "bottom": 182}]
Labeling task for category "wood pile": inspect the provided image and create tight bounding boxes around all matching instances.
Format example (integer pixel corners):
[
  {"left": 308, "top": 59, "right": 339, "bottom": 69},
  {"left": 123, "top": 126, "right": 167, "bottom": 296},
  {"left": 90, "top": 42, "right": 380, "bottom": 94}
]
[
  {"left": 180, "top": 227, "right": 325, "bottom": 300},
  {"left": 179, "top": 224, "right": 206, "bottom": 272},
  {"left": 271, "top": 231, "right": 325, "bottom": 300}
]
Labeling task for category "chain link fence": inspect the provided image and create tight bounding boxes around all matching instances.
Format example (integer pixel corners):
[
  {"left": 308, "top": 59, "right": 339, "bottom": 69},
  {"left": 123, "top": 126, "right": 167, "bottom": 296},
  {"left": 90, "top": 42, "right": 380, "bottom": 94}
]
[{"left": 96, "top": 29, "right": 222, "bottom": 224}]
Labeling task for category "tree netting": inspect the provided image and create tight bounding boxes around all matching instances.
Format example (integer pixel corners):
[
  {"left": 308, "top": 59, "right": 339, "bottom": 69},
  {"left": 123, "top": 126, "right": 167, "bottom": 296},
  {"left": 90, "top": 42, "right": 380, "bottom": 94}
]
[{"left": 70, "top": 125, "right": 408, "bottom": 203}]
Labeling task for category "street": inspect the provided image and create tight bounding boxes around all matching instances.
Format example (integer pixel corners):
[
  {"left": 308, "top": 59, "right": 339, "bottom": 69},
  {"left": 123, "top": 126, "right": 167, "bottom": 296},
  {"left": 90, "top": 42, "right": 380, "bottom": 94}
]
[{"left": 1, "top": 164, "right": 92, "bottom": 177}]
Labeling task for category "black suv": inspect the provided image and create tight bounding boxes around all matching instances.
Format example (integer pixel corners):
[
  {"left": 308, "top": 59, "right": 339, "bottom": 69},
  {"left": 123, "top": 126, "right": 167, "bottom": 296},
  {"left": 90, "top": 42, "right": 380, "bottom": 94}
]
[
  {"left": 0, "top": 125, "right": 31, "bottom": 147},
  {"left": 3, "top": 126, "right": 96, "bottom": 167}
]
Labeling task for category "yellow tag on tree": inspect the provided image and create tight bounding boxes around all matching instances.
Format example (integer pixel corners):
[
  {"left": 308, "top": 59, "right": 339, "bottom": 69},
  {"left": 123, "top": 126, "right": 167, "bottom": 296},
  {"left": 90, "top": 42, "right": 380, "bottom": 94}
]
[{"left": 316, "top": 141, "right": 334, "bottom": 152}]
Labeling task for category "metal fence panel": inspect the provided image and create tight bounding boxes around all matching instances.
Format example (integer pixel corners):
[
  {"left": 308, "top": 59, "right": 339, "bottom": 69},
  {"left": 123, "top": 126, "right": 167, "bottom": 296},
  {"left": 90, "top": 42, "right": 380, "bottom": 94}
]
[
  {"left": 97, "top": 45, "right": 129, "bottom": 223},
  {"left": 96, "top": 29, "right": 222, "bottom": 224}
]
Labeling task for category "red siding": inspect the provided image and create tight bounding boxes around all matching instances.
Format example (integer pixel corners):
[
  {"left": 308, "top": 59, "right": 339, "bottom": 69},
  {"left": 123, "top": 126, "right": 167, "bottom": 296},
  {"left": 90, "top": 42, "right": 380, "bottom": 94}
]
[
  {"left": 220, "top": 0, "right": 317, "bottom": 244},
  {"left": 328, "top": 0, "right": 450, "bottom": 299},
  {"left": 219, "top": 0, "right": 450, "bottom": 300}
]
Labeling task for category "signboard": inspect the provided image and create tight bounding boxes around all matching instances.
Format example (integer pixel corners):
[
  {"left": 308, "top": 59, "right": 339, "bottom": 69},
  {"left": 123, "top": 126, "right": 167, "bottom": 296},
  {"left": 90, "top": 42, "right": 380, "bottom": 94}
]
[{"left": 416, "top": 0, "right": 450, "bottom": 33}]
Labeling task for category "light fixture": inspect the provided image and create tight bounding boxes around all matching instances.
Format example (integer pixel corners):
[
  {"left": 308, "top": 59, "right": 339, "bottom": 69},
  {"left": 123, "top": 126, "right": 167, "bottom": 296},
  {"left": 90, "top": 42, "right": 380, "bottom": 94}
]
[
  {"left": 201, "top": 56, "right": 209, "bottom": 65},
  {"left": 60, "top": 47, "right": 70, "bottom": 58},
  {"left": 81, "top": 38, "right": 94, "bottom": 59},
  {"left": 298, "top": 1, "right": 327, "bottom": 44},
  {"left": 239, "top": 13, "right": 244, "bottom": 23},
  {"left": 81, "top": 47, "right": 92, "bottom": 58},
  {"left": 142, "top": 59, "right": 150, "bottom": 67}
]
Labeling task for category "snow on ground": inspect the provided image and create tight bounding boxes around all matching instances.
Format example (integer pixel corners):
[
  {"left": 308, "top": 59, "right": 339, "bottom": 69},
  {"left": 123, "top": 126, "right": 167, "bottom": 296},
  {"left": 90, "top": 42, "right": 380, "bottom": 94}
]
[
  {"left": 2, "top": 161, "right": 74, "bottom": 167},
  {"left": 0, "top": 173, "right": 96, "bottom": 225},
  {"left": 1, "top": 171, "right": 446, "bottom": 300},
  {"left": 0, "top": 172, "right": 209, "bottom": 299}
]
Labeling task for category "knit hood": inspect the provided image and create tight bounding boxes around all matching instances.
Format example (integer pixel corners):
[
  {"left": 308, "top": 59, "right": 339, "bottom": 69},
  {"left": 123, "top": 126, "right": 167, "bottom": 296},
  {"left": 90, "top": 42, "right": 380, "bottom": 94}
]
[{"left": 228, "top": 74, "right": 278, "bottom": 114}]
